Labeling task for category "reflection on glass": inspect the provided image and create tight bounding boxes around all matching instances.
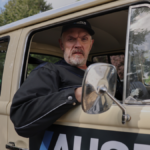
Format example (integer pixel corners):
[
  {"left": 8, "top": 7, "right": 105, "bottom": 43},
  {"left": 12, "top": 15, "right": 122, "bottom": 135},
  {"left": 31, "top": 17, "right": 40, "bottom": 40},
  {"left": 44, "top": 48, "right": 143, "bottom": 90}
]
[
  {"left": 93, "top": 55, "right": 108, "bottom": 63},
  {"left": 126, "top": 6, "right": 150, "bottom": 101},
  {"left": 82, "top": 63, "right": 117, "bottom": 114},
  {"left": 110, "top": 55, "right": 124, "bottom": 80},
  {"left": 93, "top": 54, "right": 124, "bottom": 81}
]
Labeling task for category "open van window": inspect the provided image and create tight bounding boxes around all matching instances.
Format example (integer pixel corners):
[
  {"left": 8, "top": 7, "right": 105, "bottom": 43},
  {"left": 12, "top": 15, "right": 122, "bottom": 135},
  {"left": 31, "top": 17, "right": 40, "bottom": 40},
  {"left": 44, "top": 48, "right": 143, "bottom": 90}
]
[
  {"left": 0, "top": 37, "right": 9, "bottom": 95},
  {"left": 22, "top": 9, "right": 128, "bottom": 84},
  {"left": 27, "top": 53, "right": 62, "bottom": 76},
  {"left": 93, "top": 53, "right": 125, "bottom": 81},
  {"left": 93, "top": 53, "right": 125, "bottom": 100}
]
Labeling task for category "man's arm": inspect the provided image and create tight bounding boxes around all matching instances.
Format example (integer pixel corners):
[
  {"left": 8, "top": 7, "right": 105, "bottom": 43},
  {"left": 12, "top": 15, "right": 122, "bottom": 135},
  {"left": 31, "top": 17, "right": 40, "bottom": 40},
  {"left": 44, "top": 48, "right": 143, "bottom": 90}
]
[
  {"left": 10, "top": 67, "right": 79, "bottom": 138},
  {"left": 75, "top": 87, "right": 82, "bottom": 103}
]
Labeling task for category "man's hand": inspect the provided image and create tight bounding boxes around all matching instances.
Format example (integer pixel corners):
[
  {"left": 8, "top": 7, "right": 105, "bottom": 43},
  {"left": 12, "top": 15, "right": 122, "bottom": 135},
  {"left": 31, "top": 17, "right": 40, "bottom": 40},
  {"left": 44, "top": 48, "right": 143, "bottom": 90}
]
[{"left": 75, "top": 87, "right": 82, "bottom": 103}]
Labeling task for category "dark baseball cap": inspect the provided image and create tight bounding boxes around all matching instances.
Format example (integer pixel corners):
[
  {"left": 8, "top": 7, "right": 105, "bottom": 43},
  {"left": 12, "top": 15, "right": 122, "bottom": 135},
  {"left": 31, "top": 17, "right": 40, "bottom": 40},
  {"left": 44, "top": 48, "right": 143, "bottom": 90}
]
[{"left": 61, "top": 20, "right": 95, "bottom": 36}]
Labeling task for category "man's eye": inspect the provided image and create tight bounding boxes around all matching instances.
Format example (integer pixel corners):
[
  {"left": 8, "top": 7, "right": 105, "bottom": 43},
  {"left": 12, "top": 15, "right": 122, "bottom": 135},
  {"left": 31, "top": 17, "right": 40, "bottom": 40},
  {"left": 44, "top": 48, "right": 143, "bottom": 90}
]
[
  {"left": 68, "top": 38, "right": 75, "bottom": 41},
  {"left": 82, "top": 37, "right": 88, "bottom": 41}
]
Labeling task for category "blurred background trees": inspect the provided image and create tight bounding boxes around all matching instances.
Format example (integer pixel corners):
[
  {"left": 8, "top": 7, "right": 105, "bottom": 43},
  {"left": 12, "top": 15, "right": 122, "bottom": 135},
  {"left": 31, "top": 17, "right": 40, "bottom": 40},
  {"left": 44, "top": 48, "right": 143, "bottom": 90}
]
[
  {"left": 0, "top": 0, "right": 52, "bottom": 26},
  {"left": 27, "top": 54, "right": 61, "bottom": 75}
]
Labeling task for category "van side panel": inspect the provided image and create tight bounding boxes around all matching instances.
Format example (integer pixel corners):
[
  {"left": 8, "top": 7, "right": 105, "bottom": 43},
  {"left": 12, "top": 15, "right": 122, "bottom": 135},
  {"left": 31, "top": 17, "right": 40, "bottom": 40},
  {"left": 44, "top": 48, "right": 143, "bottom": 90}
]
[{"left": 0, "top": 30, "right": 22, "bottom": 150}]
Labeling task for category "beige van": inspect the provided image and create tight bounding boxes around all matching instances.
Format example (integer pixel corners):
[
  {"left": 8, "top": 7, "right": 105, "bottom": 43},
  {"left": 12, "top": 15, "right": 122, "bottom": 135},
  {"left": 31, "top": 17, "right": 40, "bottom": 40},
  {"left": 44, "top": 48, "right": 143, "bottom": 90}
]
[{"left": 1, "top": 0, "right": 150, "bottom": 149}]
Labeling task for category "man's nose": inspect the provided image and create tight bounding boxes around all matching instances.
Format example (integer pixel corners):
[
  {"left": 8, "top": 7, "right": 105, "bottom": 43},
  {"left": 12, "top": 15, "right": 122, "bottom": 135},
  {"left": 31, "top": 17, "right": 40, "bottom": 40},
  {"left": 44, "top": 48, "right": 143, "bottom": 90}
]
[{"left": 74, "top": 39, "right": 82, "bottom": 48}]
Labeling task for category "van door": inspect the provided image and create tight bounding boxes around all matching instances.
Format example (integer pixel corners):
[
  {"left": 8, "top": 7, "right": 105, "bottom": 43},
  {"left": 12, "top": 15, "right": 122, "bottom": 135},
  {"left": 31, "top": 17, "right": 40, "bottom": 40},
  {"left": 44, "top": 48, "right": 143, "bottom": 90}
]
[
  {"left": 0, "top": 30, "right": 22, "bottom": 150},
  {"left": 5, "top": 29, "right": 30, "bottom": 149}
]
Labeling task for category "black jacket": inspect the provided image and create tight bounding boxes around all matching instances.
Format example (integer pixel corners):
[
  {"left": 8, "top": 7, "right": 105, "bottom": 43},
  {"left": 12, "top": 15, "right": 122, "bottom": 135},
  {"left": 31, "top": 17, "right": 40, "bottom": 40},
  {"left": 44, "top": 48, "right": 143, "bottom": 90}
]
[{"left": 10, "top": 60, "right": 85, "bottom": 149}]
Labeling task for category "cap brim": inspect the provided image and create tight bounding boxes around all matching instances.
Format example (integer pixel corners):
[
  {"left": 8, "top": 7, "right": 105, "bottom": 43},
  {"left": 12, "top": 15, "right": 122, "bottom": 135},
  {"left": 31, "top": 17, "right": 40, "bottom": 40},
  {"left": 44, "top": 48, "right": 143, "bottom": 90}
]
[{"left": 62, "top": 24, "right": 95, "bottom": 35}]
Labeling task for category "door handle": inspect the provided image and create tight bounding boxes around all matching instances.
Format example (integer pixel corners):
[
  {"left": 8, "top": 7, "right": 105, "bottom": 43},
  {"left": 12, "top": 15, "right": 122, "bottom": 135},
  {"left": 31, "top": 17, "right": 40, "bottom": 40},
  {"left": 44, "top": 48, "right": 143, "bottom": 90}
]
[{"left": 6, "top": 142, "right": 28, "bottom": 150}]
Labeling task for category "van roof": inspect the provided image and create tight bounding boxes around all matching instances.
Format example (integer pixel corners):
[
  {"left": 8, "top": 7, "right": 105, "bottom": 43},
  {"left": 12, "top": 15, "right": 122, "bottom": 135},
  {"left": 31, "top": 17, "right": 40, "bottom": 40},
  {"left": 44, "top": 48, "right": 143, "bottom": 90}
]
[
  {"left": 0, "top": 0, "right": 125, "bottom": 35},
  {"left": 0, "top": 0, "right": 143, "bottom": 34}
]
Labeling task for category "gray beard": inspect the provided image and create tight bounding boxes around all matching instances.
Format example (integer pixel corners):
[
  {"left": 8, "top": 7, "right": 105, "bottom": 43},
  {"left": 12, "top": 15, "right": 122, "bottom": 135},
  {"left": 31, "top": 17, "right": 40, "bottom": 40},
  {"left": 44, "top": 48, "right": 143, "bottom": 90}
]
[{"left": 68, "top": 55, "right": 85, "bottom": 66}]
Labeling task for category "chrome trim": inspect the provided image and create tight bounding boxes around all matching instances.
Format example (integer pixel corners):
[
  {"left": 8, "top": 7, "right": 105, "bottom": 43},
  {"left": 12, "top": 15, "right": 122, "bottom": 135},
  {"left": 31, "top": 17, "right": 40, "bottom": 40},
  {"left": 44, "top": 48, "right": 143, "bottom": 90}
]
[
  {"left": 15, "top": 102, "right": 67, "bottom": 129},
  {"left": 123, "top": 3, "right": 150, "bottom": 102},
  {"left": 130, "top": 3, "right": 150, "bottom": 8},
  {"left": 81, "top": 63, "right": 117, "bottom": 111},
  {"left": 100, "top": 87, "right": 131, "bottom": 124},
  {"left": 81, "top": 64, "right": 93, "bottom": 107},
  {"left": 123, "top": 5, "right": 131, "bottom": 102}
]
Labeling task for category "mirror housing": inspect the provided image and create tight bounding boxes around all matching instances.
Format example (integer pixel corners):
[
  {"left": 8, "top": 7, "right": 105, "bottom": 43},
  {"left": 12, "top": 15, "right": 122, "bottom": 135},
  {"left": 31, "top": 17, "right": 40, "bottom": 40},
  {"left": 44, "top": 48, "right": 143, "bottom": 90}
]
[
  {"left": 82, "top": 63, "right": 117, "bottom": 114},
  {"left": 81, "top": 63, "right": 131, "bottom": 124}
]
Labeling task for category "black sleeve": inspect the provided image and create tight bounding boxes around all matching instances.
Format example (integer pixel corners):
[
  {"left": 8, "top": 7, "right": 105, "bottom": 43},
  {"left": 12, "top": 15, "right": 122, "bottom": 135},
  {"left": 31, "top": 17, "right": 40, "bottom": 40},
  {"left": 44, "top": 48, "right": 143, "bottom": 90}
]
[{"left": 10, "top": 67, "right": 79, "bottom": 138}]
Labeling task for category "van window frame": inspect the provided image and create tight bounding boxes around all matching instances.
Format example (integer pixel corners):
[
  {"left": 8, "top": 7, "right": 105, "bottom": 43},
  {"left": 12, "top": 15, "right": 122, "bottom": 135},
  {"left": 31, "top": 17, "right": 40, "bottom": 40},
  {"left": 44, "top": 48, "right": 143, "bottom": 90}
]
[
  {"left": 123, "top": 3, "right": 150, "bottom": 103},
  {"left": 20, "top": 1, "right": 150, "bottom": 94}
]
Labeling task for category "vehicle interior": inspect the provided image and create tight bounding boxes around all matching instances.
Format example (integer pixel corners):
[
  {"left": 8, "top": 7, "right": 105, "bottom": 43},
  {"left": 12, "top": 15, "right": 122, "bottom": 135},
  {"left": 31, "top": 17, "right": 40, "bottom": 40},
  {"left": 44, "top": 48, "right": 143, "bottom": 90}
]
[{"left": 24, "top": 9, "right": 129, "bottom": 101}]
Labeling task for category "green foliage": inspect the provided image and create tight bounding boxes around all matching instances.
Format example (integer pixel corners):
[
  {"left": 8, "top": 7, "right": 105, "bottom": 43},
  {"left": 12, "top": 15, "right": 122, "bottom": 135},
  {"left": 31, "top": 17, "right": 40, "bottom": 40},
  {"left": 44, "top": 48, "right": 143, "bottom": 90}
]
[
  {"left": 129, "top": 7, "right": 150, "bottom": 79},
  {"left": 145, "top": 76, "right": 150, "bottom": 85},
  {"left": 27, "top": 54, "right": 62, "bottom": 75},
  {"left": 131, "top": 7, "right": 150, "bottom": 24},
  {"left": 0, "top": 53, "right": 6, "bottom": 81},
  {"left": 0, "top": 41, "right": 8, "bottom": 85},
  {"left": 0, "top": 0, "right": 52, "bottom": 26},
  {"left": 30, "top": 54, "right": 61, "bottom": 63}
]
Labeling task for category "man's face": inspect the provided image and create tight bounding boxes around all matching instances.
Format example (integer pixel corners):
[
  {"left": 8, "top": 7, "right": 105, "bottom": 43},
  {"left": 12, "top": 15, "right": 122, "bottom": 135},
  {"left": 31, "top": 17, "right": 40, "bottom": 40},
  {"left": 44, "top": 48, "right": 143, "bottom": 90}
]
[{"left": 59, "top": 28, "right": 94, "bottom": 67}]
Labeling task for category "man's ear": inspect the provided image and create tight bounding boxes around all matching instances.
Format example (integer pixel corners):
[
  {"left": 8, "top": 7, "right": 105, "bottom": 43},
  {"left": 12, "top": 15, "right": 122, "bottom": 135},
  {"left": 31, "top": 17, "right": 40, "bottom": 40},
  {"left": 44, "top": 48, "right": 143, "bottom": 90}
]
[
  {"left": 59, "top": 39, "right": 64, "bottom": 51},
  {"left": 90, "top": 39, "right": 94, "bottom": 50},
  {"left": 92, "top": 39, "right": 94, "bottom": 45}
]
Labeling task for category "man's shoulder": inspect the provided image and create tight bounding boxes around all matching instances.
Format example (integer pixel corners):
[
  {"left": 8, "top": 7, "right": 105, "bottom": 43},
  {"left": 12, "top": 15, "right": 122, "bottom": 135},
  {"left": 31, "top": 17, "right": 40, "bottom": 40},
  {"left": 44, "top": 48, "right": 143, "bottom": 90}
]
[
  {"left": 32, "top": 62, "right": 58, "bottom": 72},
  {"left": 32, "top": 59, "right": 68, "bottom": 72},
  {"left": 30, "top": 59, "right": 86, "bottom": 77}
]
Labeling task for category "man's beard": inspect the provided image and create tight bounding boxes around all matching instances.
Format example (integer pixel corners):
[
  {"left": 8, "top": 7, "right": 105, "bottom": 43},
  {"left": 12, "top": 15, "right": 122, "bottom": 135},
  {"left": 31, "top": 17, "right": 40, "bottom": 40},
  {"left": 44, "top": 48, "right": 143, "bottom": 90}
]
[
  {"left": 69, "top": 54, "right": 85, "bottom": 66},
  {"left": 64, "top": 49, "right": 87, "bottom": 66}
]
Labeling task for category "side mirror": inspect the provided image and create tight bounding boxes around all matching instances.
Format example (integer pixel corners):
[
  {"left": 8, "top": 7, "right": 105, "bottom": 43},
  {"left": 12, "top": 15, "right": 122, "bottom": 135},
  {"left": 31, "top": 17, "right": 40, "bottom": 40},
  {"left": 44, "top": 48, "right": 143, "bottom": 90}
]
[{"left": 81, "top": 63, "right": 131, "bottom": 124}]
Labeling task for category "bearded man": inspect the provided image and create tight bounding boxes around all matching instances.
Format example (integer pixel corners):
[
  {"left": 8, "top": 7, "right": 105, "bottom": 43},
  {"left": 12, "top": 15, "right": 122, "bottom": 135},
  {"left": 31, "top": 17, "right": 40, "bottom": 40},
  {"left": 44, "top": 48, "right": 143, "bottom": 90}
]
[{"left": 10, "top": 20, "right": 94, "bottom": 150}]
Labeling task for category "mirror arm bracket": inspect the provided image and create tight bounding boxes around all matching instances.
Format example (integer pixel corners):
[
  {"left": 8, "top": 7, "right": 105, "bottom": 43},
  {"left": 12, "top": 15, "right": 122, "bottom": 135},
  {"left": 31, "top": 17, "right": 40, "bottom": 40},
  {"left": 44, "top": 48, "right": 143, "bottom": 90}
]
[{"left": 100, "top": 87, "right": 131, "bottom": 124}]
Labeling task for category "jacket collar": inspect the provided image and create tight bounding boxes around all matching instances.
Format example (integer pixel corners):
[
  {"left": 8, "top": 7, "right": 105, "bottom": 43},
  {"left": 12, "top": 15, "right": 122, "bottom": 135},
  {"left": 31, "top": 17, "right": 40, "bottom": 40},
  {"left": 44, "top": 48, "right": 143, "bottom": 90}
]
[
  {"left": 55, "top": 59, "right": 89, "bottom": 78},
  {"left": 55, "top": 59, "right": 92, "bottom": 67}
]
